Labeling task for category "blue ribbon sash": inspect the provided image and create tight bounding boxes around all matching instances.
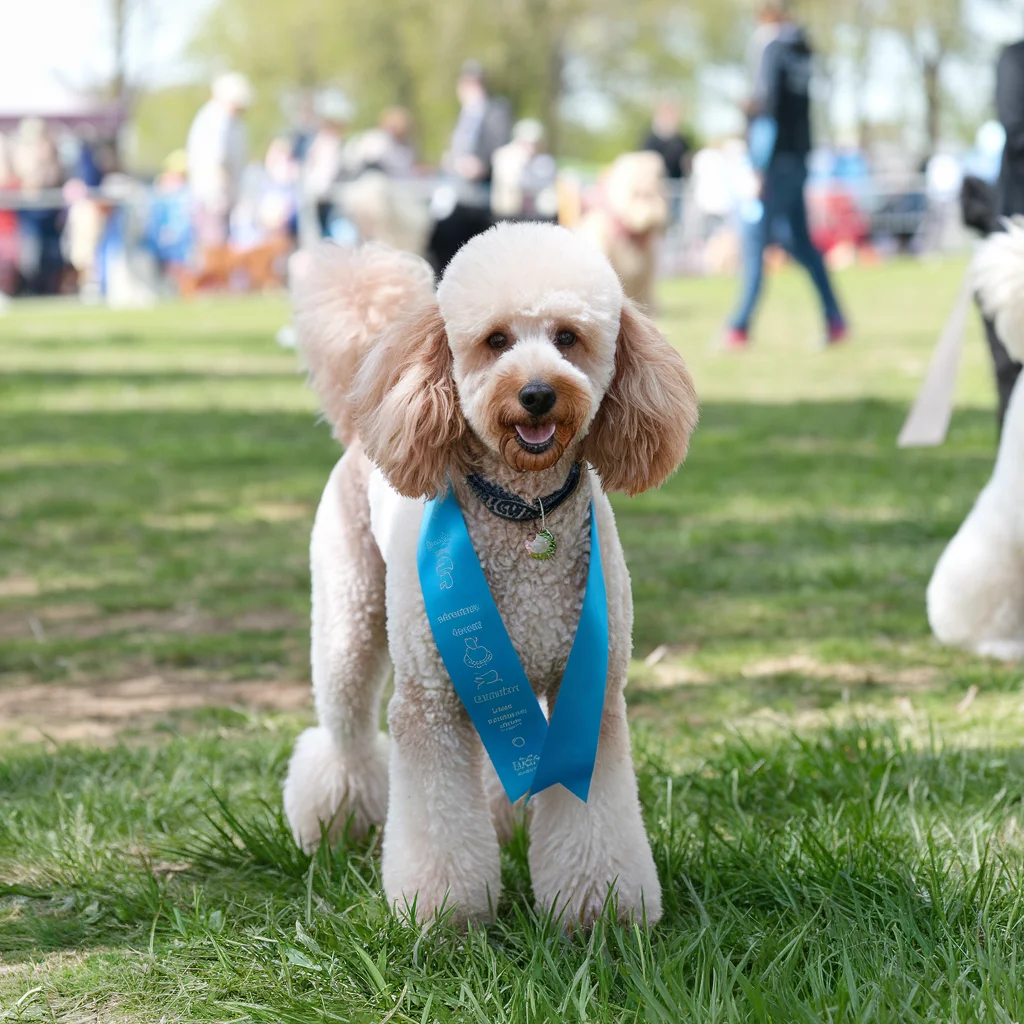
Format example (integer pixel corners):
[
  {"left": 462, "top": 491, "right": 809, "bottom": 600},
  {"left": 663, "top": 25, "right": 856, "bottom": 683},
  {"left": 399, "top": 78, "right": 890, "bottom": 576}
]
[{"left": 417, "top": 485, "right": 609, "bottom": 803}]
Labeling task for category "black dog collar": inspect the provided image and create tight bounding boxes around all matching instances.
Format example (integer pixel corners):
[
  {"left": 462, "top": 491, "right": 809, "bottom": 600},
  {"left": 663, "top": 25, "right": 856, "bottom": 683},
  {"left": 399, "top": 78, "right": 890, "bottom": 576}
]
[{"left": 465, "top": 463, "right": 582, "bottom": 523}]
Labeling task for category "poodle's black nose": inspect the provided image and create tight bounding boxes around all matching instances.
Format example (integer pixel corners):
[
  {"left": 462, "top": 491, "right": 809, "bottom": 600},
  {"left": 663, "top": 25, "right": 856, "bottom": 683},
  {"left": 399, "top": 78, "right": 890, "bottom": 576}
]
[{"left": 518, "top": 382, "right": 557, "bottom": 416}]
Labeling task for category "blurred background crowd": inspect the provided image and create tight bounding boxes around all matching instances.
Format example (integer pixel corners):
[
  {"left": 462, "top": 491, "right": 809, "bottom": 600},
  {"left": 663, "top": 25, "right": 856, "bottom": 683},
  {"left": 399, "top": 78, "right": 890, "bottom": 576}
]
[{"left": 0, "top": 0, "right": 1018, "bottom": 306}]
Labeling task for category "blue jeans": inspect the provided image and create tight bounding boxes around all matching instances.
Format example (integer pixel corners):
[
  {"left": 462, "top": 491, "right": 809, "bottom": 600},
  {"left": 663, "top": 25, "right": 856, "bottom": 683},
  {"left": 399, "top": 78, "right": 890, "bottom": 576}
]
[{"left": 730, "top": 154, "right": 844, "bottom": 332}]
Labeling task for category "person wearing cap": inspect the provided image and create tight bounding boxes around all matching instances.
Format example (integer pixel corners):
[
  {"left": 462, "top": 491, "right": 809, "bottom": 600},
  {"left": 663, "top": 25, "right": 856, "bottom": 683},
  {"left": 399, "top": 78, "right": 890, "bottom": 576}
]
[{"left": 186, "top": 71, "right": 254, "bottom": 249}]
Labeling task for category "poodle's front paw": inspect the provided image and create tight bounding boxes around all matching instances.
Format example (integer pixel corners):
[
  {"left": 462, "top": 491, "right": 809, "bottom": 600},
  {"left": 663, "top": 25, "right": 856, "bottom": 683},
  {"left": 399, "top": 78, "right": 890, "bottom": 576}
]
[
  {"left": 975, "top": 638, "right": 1024, "bottom": 661},
  {"left": 385, "top": 873, "right": 497, "bottom": 930},
  {"left": 532, "top": 835, "right": 662, "bottom": 930},
  {"left": 536, "top": 869, "right": 662, "bottom": 930},
  {"left": 383, "top": 832, "right": 501, "bottom": 929},
  {"left": 283, "top": 726, "right": 389, "bottom": 852}
]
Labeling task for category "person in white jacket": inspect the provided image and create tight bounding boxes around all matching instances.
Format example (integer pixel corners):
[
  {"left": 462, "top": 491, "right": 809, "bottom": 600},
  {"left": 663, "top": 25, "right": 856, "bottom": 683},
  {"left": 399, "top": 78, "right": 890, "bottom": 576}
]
[{"left": 186, "top": 72, "right": 254, "bottom": 248}]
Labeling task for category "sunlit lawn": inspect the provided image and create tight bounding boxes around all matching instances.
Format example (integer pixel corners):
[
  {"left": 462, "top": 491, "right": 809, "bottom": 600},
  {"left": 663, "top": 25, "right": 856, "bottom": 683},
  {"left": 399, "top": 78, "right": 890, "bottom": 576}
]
[{"left": 2, "top": 258, "right": 1023, "bottom": 1021}]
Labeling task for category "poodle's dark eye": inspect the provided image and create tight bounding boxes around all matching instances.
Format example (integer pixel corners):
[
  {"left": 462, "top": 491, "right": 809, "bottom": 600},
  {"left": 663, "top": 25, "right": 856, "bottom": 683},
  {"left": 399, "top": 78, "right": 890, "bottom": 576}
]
[
  {"left": 487, "top": 332, "right": 509, "bottom": 351},
  {"left": 555, "top": 329, "right": 577, "bottom": 348}
]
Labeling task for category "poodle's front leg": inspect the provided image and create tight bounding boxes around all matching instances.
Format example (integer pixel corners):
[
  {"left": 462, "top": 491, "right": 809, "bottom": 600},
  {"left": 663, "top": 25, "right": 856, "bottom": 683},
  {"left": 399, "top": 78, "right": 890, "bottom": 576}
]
[
  {"left": 284, "top": 451, "right": 390, "bottom": 852},
  {"left": 528, "top": 691, "right": 661, "bottom": 929},
  {"left": 383, "top": 685, "right": 502, "bottom": 928}
]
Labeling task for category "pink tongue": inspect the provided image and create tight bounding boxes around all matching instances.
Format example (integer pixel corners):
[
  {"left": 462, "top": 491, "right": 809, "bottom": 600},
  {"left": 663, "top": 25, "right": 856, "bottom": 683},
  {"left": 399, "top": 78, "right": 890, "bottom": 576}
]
[{"left": 516, "top": 423, "right": 556, "bottom": 445}]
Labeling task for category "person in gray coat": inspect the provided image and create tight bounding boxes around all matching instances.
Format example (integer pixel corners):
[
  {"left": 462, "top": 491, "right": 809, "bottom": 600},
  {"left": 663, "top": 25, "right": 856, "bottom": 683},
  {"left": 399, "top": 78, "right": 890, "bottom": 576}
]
[
  {"left": 447, "top": 60, "right": 512, "bottom": 186},
  {"left": 429, "top": 60, "right": 513, "bottom": 273}
]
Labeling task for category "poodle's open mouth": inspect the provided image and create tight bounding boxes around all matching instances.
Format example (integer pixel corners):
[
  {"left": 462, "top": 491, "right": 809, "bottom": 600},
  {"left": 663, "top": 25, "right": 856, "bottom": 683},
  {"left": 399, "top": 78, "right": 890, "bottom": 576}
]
[{"left": 514, "top": 422, "right": 556, "bottom": 455}]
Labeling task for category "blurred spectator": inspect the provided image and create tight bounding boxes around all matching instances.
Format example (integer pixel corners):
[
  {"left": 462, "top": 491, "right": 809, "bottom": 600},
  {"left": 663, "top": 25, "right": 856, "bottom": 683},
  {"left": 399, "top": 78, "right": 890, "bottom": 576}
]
[
  {"left": 72, "top": 128, "right": 117, "bottom": 191},
  {"left": 641, "top": 101, "right": 692, "bottom": 222},
  {"left": 289, "top": 92, "right": 318, "bottom": 165},
  {"left": 64, "top": 133, "right": 120, "bottom": 297},
  {"left": 74, "top": 129, "right": 104, "bottom": 189},
  {"left": 13, "top": 118, "right": 62, "bottom": 193},
  {"left": 446, "top": 60, "right": 511, "bottom": 185},
  {"left": 145, "top": 150, "right": 193, "bottom": 276},
  {"left": 65, "top": 178, "right": 106, "bottom": 297},
  {"left": 346, "top": 107, "right": 417, "bottom": 178},
  {"left": 14, "top": 118, "right": 65, "bottom": 295},
  {"left": 429, "top": 61, "right": 512, "bottom": 274},
  {"left": 725, "top": 0, "right": 846, "bottom": 349},
  {"left": 490, "top": 118, "right": 557, "bottom": 220},
  {"left": 302, "top": 88, "right": 354, "bottom": 236},
  {"left": 0, "top": 134, "right": 19, "bottom": 295},
  {"left": 186, "top": 72, "right": 254, "bottom": 249},
  {"left": 263, "top": 138, "right": 300, "bottom": 239}
]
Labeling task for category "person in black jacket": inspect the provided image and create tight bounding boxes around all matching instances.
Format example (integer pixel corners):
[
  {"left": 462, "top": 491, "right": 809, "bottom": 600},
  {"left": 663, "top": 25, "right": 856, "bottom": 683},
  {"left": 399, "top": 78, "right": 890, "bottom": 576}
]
[
  {"left": 641, "top": 102, "right": 691, "bottom": 223},
  {"left": 981, "top": 40, "right": 1024, "bottom": 431},
  {"left": 724, "top": 0, "right": 846, "bottom": 349}
]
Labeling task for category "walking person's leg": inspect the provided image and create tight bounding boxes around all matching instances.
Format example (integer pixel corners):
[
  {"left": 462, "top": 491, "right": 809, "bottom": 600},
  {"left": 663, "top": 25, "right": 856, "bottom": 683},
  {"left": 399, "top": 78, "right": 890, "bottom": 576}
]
[
  {"left": 727, "top": 185, "right": 771, "bottom": 343},
  {"left": 777, "top": 157, "right": 847, "bottom": 340}
]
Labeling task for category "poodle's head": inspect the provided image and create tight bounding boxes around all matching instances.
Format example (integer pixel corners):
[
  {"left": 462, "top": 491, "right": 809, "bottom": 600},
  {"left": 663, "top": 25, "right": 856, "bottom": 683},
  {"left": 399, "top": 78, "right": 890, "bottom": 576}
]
[
  {"left": 604, "top": 152, "right": 669, "bottom": 236},
  {"left": 353, "top": 222, "right": 697, "bottom": 498}
]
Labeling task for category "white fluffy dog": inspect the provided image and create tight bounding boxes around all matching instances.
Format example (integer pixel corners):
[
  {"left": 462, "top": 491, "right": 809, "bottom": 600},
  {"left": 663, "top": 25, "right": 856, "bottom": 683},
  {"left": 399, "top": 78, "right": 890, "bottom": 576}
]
[
  {"left": 576, "top": 151, "right": 669, "bottom": 311},
  {"left": 928, "top": 219, "right": 1024, "bottom": 659},
  {"left": 283, "top": 222, "right": 698, "bottom": 928}
]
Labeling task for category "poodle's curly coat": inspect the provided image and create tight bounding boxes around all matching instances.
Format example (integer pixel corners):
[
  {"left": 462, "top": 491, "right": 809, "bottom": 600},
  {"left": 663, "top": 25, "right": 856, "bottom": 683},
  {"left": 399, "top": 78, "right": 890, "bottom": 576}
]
[
  {"left": 928, "top": 218, "right": 1024, "bottom": 659},
  {"left": 283, "top": 223, "right": 698, "bottom": 928}
]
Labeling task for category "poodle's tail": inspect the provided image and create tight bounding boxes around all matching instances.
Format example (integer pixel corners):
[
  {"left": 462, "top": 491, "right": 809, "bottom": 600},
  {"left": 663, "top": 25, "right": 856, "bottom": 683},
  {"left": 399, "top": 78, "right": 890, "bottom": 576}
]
[
  {"left": 974, "top": 216, "right": 1024, "bottom": 364},
  {"left": 289, "top": 242, "right": 436, "bottom": 445}
]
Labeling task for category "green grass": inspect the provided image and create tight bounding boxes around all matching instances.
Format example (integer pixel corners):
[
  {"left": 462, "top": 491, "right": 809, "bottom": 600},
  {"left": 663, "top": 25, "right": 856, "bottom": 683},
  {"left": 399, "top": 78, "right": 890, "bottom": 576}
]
[{"left": 3, "top": 261, "right": 1024, "bottom": 1021}]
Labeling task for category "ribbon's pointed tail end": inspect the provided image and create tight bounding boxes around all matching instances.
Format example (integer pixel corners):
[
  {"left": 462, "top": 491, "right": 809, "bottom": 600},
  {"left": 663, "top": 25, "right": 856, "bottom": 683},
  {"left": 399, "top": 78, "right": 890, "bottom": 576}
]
[
  {"left": 565, "top": 780, "right": 591, "bottom": 804},
  {"left": 528, "top": 779, "right": 591, "bottom": 804}
]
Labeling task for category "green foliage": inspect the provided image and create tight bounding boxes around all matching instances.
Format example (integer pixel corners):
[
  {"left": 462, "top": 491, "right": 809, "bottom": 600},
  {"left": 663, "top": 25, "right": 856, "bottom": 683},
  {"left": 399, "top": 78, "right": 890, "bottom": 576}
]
[
  {"left": 186, "top": 0, "right": 738, "bottom": 160},
  {"left": 129, "top": 83, "right": 210, "bottom": 174}
]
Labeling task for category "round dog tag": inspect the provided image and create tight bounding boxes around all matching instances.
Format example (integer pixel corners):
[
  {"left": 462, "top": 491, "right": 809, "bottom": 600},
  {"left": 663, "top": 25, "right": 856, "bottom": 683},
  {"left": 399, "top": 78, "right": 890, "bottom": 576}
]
[{"left": 526, "top": 529, "right": 557, "bottom": 560}]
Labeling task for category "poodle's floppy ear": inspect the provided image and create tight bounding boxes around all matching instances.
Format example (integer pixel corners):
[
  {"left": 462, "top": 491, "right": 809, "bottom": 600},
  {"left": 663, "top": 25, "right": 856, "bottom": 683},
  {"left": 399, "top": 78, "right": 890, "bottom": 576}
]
[
  {"left": 584, "top": 299, "right": 698, "bottom": 496},
  {"left": 351, "top": 299, "right": 467, "bottom": 498}
]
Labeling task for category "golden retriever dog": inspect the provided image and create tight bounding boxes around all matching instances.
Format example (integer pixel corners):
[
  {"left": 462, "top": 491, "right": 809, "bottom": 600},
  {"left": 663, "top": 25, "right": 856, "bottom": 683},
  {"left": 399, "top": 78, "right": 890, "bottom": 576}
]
[{"left": 283, "top": 223, "right": 697, "bottom": 929}]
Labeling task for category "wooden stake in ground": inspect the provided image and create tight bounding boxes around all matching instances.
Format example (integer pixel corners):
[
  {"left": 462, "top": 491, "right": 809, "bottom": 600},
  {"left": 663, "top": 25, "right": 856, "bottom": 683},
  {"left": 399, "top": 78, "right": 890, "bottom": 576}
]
[{"left": 897, "top": 272, "right": 973, "bottom": 448}]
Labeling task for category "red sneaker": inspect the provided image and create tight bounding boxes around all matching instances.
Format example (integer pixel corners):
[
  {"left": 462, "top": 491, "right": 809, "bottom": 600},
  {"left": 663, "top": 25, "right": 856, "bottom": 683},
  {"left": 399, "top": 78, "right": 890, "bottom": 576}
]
[
  {"left": 825, "top": 320, "right": 849, "bottom": 347},
  {"left": 722, "top": 327, "right": 750, "bottom": 350}
]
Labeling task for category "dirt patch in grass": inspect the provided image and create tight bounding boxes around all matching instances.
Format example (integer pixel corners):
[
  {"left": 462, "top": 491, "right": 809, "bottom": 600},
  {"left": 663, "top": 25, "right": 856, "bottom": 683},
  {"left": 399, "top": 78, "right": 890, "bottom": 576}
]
[
  {"left": 0, "top": 573, "right": 40, "bottom": 598},
  {"left": 740, "top": 653, "right": 937, "bottom": 687},
  {"left": 0, "top": 673, "right": 311, "bottom": 742},
  {"left": 0, "top": 605, "right": 301, "bottom": 642}
]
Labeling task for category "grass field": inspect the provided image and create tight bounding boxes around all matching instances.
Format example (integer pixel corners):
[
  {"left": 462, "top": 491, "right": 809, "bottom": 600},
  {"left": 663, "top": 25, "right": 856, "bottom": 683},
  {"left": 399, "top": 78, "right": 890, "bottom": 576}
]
[{"left": 3, "top": 259, "right": 1024, "bottom": 1021}]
